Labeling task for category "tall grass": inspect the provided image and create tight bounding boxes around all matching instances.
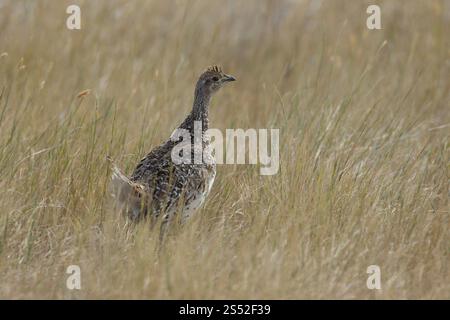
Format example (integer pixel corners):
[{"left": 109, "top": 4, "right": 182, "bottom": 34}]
[{"left": 0, "top": 0, "right": 448, "bottom": 299}]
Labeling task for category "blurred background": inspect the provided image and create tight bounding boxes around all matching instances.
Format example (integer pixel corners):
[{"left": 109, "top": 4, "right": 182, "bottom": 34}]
[{"left": 0, "top": 0, "right": 448, "bottom": 299}]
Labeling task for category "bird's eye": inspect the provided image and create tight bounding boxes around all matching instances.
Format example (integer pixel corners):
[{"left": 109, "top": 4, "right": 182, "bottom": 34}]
[{"left": 212, "top": 76, "right": 219, "bottom": 82}]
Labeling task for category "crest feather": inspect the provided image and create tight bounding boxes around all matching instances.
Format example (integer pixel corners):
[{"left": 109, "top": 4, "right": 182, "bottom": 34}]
[{"left": 206, "top": 65, "right": 222, "bottom": 73}]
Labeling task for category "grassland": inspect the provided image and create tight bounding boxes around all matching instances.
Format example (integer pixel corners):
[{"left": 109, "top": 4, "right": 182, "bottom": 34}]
[{"left": 0, "top": 0, "right": 448, "bottom": 299}]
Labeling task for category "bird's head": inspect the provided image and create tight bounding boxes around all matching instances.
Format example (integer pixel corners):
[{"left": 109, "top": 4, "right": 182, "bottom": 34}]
[{"left": 195, "top": 65, "right": 236, "bottom": 95}]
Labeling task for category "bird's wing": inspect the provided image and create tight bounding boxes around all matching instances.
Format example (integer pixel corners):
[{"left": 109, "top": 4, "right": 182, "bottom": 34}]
[{"left": 130, "top": 140, "right": 175, "bottom": 181}]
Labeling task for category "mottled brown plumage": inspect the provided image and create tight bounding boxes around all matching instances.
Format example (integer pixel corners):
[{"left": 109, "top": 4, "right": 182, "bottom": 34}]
[{"left": 109, "top": 66, "right": 235, "bottom": 239}]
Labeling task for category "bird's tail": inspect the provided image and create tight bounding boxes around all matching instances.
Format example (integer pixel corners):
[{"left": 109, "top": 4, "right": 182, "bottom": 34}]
[{"left": 106, "top": 156, "right": 147, "bottom": 220}]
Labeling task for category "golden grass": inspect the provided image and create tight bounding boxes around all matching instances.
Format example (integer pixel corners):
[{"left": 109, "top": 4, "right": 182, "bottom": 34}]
[{"left": 0, "top": 0, "right": 448, "bottom": 299}]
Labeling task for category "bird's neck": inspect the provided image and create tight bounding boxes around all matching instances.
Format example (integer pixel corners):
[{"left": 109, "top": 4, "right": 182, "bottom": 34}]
[{"left": 180, "top": 87, "right": 211, "bottom": 133}]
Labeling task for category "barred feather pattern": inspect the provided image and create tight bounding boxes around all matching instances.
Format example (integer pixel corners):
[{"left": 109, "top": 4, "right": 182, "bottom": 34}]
[{"left": 108, "top": 66, "right": 233, "bottom": 236}]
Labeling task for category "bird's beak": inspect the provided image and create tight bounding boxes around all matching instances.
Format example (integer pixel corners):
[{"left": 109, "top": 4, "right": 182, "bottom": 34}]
[{"left": 223, "top": 74, "right": 236, "bottom": 82}]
